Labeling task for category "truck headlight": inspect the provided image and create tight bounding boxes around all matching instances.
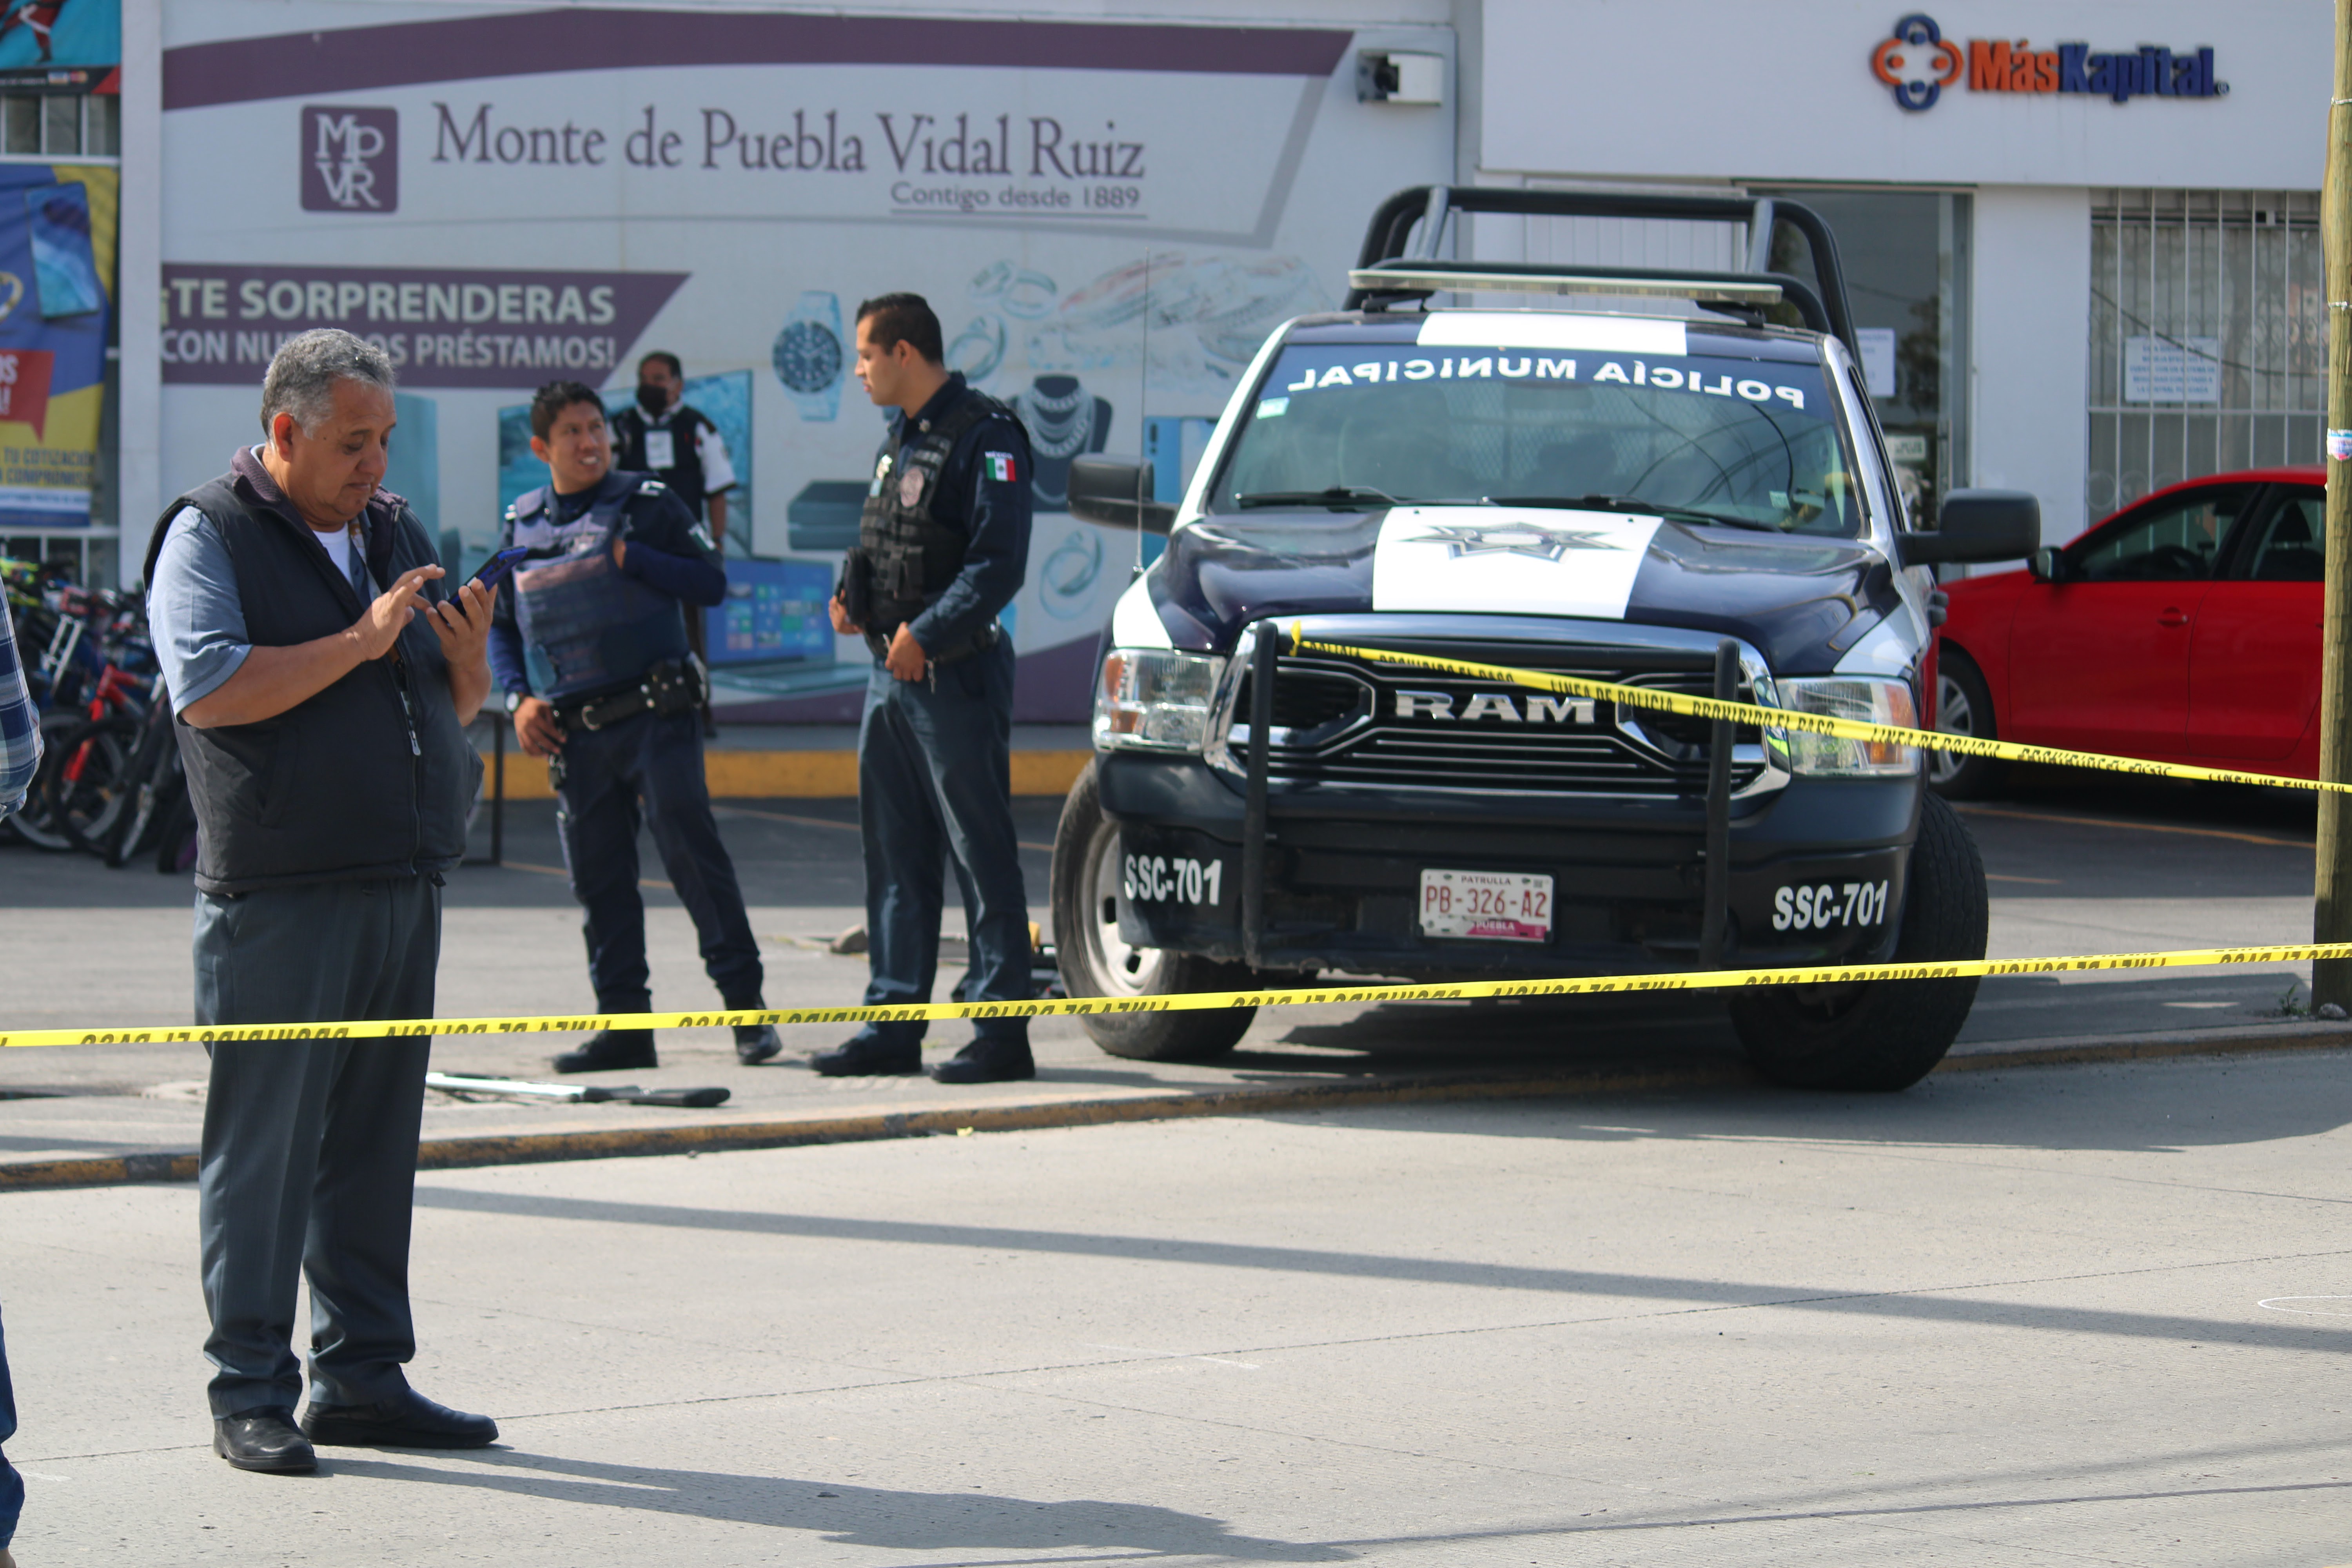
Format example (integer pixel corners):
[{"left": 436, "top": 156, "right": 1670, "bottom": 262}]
[
  {"left": 1094, "top": 649, "right": 1225, "bottom": 753},
  {"left": 1777, "top": 677, "right": 1920, "bottom": 777}
]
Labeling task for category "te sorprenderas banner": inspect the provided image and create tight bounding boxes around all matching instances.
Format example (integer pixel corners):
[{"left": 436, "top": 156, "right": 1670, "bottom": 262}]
[{"left": 0, "top": 162, "right": 113, "bottom": 528}]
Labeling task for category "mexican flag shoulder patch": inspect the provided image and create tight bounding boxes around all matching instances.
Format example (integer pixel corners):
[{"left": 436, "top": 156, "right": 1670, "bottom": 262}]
[{"left": 984, "top": 451, "right": 1017, "bottom": 483}]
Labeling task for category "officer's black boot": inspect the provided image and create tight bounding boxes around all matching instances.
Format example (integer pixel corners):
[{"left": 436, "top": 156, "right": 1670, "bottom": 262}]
[{"left": 553, "top": 1028, "right": 657, "bottom": 1074}]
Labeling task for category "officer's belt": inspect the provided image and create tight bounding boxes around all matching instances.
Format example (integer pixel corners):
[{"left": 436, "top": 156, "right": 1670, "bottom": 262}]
[
  {"left": 864, "top": 622, "right": 1002, "bottom": 668},
  {"left": 556, "top": 659, "right": 702, "bottom": 732}
]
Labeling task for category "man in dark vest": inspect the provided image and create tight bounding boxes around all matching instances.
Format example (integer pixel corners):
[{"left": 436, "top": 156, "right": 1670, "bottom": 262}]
[
  {"left": 824, "top": 292, "right": 1036, "bottom": 1083},
  {"left": 144, "top": 329, "right": 498, "bottom": 1474},
  {"left": 488, "top": 379, "right": 781, "bottom": 1073},
  {"left": 610, "top": 351, "right": 737, "bottom": 735}
]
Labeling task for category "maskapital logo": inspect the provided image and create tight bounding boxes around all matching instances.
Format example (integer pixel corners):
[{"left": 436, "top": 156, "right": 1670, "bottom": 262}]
[
  {"left": 1870, "top": 13, "right": 2226, "bottom": 112},
  {"left": 301, "top": 106, "right": 399, "bottom": 212}
]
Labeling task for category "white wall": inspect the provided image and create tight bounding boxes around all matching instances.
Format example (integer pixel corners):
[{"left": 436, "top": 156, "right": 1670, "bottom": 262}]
[
  {"left": 1971, "top": 185, "right": 2092, "bottom": 545},
  {"left": 1482, "top": 0, "right": 2325, "bottom": 190},
  {"left": 115, "top": 0, "right": 162, "bottom": 585}
]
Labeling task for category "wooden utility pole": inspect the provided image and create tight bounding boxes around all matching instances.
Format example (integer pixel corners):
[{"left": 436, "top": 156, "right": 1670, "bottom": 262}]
[{"left": 2315, "top": 0, "right": 2352, "bottom": 1009}]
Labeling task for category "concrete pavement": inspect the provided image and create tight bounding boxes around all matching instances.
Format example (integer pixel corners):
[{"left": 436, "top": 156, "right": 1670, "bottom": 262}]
[
  {"left": 4, "top": 1049, "right": 2352, "bottom": 1564},
  {"left": 0, "top": 779, "right": 2337, "bottom": 1178}
]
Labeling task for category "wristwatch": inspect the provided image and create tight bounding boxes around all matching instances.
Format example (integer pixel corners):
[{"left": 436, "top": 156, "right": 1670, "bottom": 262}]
[
  {"left": 503, "top": 688, "right": 530, "bottom": 714},
  {"left": 771, "top": 290, "right": 844, "bottom": 421}
]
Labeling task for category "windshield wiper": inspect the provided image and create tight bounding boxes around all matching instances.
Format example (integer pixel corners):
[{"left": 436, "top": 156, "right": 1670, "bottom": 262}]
[
  {"left": 1487, "top": 494, "right": 1783, "bottom": 533},
  {"left": 1232, "top": 486, "right": 1403, "bottom": 511}
]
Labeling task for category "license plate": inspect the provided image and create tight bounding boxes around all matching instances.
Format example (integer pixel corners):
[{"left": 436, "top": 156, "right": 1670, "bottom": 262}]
[{"left": 1418, "top": 869, "right": 1552, "bottom": 943}]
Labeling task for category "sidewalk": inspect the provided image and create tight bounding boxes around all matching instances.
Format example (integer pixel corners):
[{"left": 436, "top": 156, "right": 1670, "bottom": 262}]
[{"left": 2, "top": 1002, "right": 2345, "bottom": 1191}]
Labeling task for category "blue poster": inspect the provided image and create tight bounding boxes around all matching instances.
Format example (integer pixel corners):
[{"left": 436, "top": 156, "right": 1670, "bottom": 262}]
[
  {"left": 0, "top": 0, "right": 118, "bottom": 73},
  {"left": 0, "top": 163, "right": 111, "bottom": 528}
]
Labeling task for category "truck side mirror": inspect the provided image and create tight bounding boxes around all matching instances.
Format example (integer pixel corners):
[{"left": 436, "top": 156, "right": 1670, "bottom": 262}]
[
  {"left": 1067, "top": 456, "right": 1176, "bottom": 535},
  {"left": 1897, "top": 489, "right": 2041, "bottom": 567}
]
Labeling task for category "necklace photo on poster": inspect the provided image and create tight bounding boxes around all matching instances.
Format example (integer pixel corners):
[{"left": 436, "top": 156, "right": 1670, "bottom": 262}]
[{"left": 1012, "top": 374, "right": 1111, "bottom": 510}]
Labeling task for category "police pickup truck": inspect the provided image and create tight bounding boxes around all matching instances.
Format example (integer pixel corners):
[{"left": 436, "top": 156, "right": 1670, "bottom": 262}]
[{"left": 1052, "top": 188, "right": 2037, "bottom": 1091}]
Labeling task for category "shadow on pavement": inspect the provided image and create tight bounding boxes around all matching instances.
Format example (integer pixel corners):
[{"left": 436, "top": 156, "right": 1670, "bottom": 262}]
[
  {"left": 329, "top": 1451, "right": 1348, "bottom": 1560},
  {"left": 409, "top": 1185, "right": 2352, "bottom": 1356}
]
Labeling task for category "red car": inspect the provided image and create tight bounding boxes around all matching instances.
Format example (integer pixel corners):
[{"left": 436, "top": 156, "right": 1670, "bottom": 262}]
[{"left": 1932, "top": 465, "right": 2326, "bottom": 797}]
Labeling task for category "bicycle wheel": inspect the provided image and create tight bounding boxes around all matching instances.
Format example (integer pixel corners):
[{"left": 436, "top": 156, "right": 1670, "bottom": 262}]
[
  {"left": 9, "top": 713, "right": 85, "bottom": 852},
  {"left": 105, "top": 702, "right": 181, "bottom": 867},
  {"left": 48, "top": 714, "right": 138, "bottom": 855}
]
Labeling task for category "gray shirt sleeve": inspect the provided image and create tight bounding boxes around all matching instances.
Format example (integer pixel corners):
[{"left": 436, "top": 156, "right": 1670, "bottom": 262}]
[{"left": 147, "top": 507, "right": 252, "bottom": 710}]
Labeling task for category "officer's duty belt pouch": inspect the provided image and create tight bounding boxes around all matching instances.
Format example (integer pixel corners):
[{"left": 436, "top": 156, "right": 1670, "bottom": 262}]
[
  {"left": 643, "top": 656, "right": 708, "bottom": 717},
  {"left": 839, "top": 549, "right": 873, "bottom": 629}
]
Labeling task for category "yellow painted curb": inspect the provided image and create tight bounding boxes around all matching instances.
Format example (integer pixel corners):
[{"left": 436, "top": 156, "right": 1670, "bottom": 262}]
[{"left": 479, "top": 748, "right": 1091, "bottom": 801}]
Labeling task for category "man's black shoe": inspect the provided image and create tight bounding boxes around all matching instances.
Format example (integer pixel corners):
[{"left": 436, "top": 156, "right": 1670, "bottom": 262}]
[
  {"left": 809, "top": 1038, "right": 922, "bottom": 1076},
  {"left": 553, "top": 1028, "right": 656, "bottom": 1074},
  {"left": 929, "top": 1047, "right": 1036, "bottom": 1084},
  {"left": 301, "top": 1389, "right": 498, "bottom": 1450},
  {"left": 214, "top": 1407, "right": 316, "bottom": 1474},
  {"left": 734, "top": 1024, "right": 783, "bottom": 1065}
]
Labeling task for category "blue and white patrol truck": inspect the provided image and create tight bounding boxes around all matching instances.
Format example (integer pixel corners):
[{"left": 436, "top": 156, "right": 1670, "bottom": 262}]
[{"left": 1051, "top": 188, "right": 2038, "bottom": 1091}]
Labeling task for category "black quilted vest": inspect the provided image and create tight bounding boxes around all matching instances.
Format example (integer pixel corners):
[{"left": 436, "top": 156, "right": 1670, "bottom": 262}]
[{"left": 142, "top": 465, "right": 481, "bottom": 895}]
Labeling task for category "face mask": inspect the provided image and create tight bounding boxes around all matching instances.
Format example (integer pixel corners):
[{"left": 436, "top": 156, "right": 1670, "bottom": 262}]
[{"left": 635, "top": 383, "right": 669, "bottom": 416}]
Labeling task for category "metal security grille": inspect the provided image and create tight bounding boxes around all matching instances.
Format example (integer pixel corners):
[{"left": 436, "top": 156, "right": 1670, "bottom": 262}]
[
  {"left": 1236, "top": 648, "right": 1766, "bottom": 798},
  {"left": 2089, "top": 189, "right": 2323, "bottom": 519}
]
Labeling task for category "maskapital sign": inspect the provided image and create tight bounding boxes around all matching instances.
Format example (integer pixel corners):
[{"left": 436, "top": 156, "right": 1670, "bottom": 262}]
[{"left": 1871, "top": 13, "right": 2225, "bottom": 112}]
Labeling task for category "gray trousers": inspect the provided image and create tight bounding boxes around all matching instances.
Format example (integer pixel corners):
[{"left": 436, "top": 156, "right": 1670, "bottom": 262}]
[{"left": 194, "top": 876, "right": 439, "bottom": 1418}]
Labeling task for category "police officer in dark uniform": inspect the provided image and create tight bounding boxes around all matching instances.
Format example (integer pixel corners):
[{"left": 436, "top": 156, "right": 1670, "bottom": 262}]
[
  {"left": 487, "top": 379, "right": 782, "bottom": 1072},
  {"left": 822, "top": 293, "right": 1036, "bottom": 1083},
  {"left": 611, "top": 351, "right": 736, "bottom": 735}
]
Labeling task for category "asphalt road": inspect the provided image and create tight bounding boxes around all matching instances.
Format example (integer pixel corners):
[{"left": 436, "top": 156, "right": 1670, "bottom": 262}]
[
  {"left": 0, "top": 774, "right": 2327, "bottom": 1104},
  {"left": 5, "top": 1050, "right": 2352, "bottom": 1565}
]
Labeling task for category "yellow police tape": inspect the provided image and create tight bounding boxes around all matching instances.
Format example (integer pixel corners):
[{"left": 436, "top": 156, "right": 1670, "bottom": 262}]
[
  {"left": 6, "top": 628, "right": 2342, "bottom": 1051},
  {"left": 1290, "top": 629, "right": 2352, "bottom": 796},
  {"left": 5, "top": 942, "right": 2345, "bottom": 1051}
]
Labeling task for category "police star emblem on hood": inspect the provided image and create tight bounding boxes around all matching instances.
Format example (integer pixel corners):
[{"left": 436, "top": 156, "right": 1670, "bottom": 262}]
[{"left": 1406, "top": 519, "right": 1635, "bottom": 562}]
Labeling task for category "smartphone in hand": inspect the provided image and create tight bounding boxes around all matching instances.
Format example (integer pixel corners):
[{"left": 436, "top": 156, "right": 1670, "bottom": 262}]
[{"left": 470, "top": 546, "right": 531, "bottom": 589}]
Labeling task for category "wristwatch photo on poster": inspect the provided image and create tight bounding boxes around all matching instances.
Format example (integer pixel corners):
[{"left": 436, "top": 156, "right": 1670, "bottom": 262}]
[{"left": 771, "top": 290, "right": 845, "bottom": 422}]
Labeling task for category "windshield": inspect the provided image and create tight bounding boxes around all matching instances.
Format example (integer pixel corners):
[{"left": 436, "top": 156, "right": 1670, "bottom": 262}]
[{"left": 1212, "top": 337, "right": 1859, "bottom": 536}]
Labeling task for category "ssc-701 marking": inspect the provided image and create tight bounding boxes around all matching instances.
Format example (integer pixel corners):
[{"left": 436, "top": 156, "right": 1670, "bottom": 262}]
[
  {"left": 1125, "top": 853, "right": 1224, "bottom": 906},
  {"left": 1773, "top": 879, "right": 1889, "bottom": 932}
]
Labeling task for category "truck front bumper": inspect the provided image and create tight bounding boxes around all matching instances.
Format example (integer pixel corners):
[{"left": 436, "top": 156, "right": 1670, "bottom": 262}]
[{"left": 1097, "top": 753, "right": 1920, "bottom": 979}]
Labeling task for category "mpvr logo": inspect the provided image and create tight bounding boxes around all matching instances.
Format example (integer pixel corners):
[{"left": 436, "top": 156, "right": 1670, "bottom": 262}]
[{"left": 301, "top": 106, "right": 398, "bottom": 212}]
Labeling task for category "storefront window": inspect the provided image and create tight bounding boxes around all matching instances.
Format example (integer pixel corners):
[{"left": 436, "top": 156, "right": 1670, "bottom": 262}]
[
  {"left": 2088, "top": 189, "right": 2322, "bottom": 519},
  {"left": 1756, "top": 189, "right": 1972, "bottom": 529}
]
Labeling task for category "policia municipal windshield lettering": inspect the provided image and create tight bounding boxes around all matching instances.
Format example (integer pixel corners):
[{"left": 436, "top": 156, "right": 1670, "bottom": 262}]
[{"left": 1221, "top": 345, "right": 1853, "bottom": 537}]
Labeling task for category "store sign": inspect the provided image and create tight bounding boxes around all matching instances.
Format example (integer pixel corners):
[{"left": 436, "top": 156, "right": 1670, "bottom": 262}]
[
  {"left": 300, "top": 106, "right": 398, "bottom": 213},
  {"left": 156, "top": 263, "right": 687, "bottom": 388},
  {"left": 1871, "top": 14, "right": 2226, "bottom": 112},
  {"left": 2123, "top": 336, "right": 2221, "bottom": 405}
]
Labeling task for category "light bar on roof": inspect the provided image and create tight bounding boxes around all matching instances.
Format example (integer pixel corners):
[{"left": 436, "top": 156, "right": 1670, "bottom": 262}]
[{"left": 1348, "top": 268, "right": 1785, "bottom": 307}]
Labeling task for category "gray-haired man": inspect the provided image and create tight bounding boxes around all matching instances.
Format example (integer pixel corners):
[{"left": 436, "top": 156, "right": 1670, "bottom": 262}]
[{"left": 145, "top": 329, "right": 499, "bottom": 1474}]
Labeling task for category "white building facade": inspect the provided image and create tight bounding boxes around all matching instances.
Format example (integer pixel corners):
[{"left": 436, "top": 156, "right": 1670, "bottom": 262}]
[{"left": 74, "top": 1, "right": 2326, "bottom": 695}]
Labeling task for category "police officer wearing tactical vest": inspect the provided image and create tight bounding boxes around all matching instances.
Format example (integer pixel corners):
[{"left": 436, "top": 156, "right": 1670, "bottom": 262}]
[
  {"left": 611, "top": 351, "right": 737, "bottom": 735},
  {"left": 145, "top": 329, "right": 499, "bottom": 1473},
  {"left": 822, "top": 292, "right": 1036, "bottom": 1083},
  {"left": 487, "top": 379, "right": 782, "bottom": 1073}
]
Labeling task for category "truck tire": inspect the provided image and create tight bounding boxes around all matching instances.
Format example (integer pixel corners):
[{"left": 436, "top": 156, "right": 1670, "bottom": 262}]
[
  {"left": 1730, "top": 791, "right": 1987, "bottom": 1092},
  {"left": 1928, "top": 649, "right": 2003, "bottom": 800},
  {"left": 1050, "top": 761, "right": 1259, "bottom": 1062}
]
